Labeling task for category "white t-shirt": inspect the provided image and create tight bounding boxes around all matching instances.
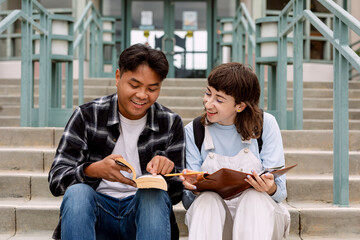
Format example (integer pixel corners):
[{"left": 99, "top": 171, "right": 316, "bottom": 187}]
[{"left": 96, "top": 113, "right": 147, "bottom": 199}]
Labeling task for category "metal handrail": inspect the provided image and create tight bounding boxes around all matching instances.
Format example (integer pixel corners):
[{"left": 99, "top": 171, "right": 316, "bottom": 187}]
[
  {"left": 72, "top": 2, "right": 116, "bottom": 105},
  {"left": 273, "top": 0, "right": 359, "bottom": 207}
]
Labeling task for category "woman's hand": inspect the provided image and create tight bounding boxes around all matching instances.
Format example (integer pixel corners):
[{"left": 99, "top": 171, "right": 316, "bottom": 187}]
[
  {"left": 179, "top": 169, "right": 202, "bottom": 191},
  {"left": 244, "top": 170, "right": 277, "bottom": 195}
]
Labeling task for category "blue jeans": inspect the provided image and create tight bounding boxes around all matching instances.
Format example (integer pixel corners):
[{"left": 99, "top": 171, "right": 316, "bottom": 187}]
[{"left": 60, "top": 183, "right": 172, "bottom": 240}]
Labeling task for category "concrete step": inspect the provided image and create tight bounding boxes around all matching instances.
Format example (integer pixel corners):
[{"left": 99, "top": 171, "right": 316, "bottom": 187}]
[
  {"left": 0, "top": 96, "right": 20, "bottom": 105},
  {"left": 286, "top": 175, "right": 360, "bottom": 203},
  {"left": 303, "top": 108, "right": 360, "bottom": 120},
  {"left": 0, "top": 127, "right": 62, "bottom": 148},
  {"left": 1, "top": 199, "right": 360, "bottom": 239},
  {"left": 0, "top": 148, "right": 54, "bottom": 172},
  {"left": 171, "top": 107, "right": 360, "bottom": 122},
  {"left": 2, "top": 171, "right": 360, "bottom": 204},
  {"left": 285, "top": 150, "right": 360, "bottom": 176},
  {"left": 0, "top": 117, "right": 20, "bottom": 126},
  {"left": 303, "top": 119, "right": 360, "bottom": 130},
  {"left": 0, "top": 105, "right": 20, "bottom": 116},
  {"left": 0, "top": 172, "right": 53, "bottom": 199},
  {"left": 1, "top": 127, "right": 360, "bottom": 151}
]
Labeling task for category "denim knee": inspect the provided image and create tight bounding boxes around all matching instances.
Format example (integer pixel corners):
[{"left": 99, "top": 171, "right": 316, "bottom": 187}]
[
  {"left": 135, "top": 189, "right": 172, "bottom": 208},
  {"left": 61, "top": 183, "right": 97, "bottom": 214}
]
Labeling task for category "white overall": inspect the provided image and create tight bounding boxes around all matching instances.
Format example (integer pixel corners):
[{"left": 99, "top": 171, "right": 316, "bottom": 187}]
[{"left": 185, "top": 127, "right": 290, "bottom": 240}]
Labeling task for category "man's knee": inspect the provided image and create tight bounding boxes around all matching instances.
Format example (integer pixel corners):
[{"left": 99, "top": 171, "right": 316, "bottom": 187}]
[
  {"left": 61, "top": 184, "right": 97, "bottom": 212},
  {"left": 135, "top": 189, "right": 172, "bottom": 209}
]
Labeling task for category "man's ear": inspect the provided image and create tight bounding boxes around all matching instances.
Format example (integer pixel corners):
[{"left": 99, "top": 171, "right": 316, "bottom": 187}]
[{"left": 115, "top": 69, "right": 121, "bottom": 87}]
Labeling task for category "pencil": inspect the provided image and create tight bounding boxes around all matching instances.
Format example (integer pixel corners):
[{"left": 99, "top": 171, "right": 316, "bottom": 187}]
[{"left": 164, "top": 171, "right": 204, "bottom": 177}]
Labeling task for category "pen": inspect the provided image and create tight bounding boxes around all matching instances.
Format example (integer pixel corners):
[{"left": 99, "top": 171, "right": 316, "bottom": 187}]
[{"left": 164, "top": 171, "right": 204, "bottom": 177}]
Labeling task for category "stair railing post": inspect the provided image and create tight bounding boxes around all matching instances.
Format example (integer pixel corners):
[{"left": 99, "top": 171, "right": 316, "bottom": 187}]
[
  {"left": 277, "top": 10, "right": 288, "bottom": 129},
  {"left": 78, "top": 20, "right": 84, "bottom": 105},
  {"left": 20, "top": 0, "right": 33, "bottom": 126},
  {"left": 255, "top": 17, "right": 280, "bottom": 117},
  {"left": 90, "top": 13, "right": 96, "bottom": 77},
  {"left": 293, "top": 0, "right": 304, "bottom": 130},
  {"left": 38, "top": 10, "right": 50, "bottom": 126},
  {"left": 333, "top": 15, "right": 349, "bottom": 207}
]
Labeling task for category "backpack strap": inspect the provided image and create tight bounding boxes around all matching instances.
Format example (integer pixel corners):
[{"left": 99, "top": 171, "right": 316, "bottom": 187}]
[
  {"left": 193, "top": 116, "right": 204, "bottom": 152},
  {"left": 257, "top": 110, "right": 264, "bottom": 153},
  {"left": 192, "top": 110, "right": 264, "bottom": 153}
]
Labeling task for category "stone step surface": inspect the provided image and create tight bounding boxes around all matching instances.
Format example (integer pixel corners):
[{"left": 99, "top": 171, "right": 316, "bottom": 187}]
[{"left": 1, "top": 199, "right": 360, "bottom": 239}]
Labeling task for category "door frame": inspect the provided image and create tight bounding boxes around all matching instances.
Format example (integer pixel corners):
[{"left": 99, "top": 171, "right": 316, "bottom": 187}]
[{"left": 121, "top": 0, "right": 216, "bottom": 78}]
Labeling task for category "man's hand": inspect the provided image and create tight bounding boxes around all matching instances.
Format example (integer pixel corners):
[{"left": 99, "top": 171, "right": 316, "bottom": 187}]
[
  {"left": 244, "top": 170, "right": 277, "bottom": 195},
  {"left": 146, "top": 155, "right": 174, "bottom": 176},
  {"left": 84, "top": 154, "right": 136, "bottom": 187}
]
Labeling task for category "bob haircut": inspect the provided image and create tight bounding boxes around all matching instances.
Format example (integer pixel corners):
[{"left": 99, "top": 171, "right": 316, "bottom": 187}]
[{"left": 201, "top": 62, "right": 262, "bottom": 140}]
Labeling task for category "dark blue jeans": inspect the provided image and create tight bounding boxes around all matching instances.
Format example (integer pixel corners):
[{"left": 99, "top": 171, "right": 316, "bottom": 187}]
[{"left": 60, "top": 183, "right": 172, "bottom": 240}]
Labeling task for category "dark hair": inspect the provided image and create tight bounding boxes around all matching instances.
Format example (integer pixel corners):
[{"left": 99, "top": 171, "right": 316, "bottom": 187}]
[
  {"left": 118, "top": 43, "right": 169, "bottom": 80},
  {"left": 201, "top": 62, "right": 262, "bottom": 140}
]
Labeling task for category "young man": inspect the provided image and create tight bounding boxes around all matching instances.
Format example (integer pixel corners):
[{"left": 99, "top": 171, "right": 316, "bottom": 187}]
[{"left": 48, "top": 44, "right": 185, "bottom": 240}]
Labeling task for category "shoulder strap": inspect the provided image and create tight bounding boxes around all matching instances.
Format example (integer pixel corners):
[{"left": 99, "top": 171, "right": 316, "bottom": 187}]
[
  {"left": 193, "top": 116, "right": 204, "bottom": 152},
  {"left": 192, "top": 111, "right": 264, "bottom": 153},
  {"left": 257, "top": 109, "right": 264, "bottom": 154}
]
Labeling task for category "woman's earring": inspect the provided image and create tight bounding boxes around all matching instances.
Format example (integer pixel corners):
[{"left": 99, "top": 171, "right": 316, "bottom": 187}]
[{"left": 237, "top": 109, "right": 241, "bottom": 113}]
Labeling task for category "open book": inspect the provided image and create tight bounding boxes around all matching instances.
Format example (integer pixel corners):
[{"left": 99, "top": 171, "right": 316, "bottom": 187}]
[
  {"left": 194, "top": 164, "right": 297, "bottom": 199},
  {"left": 115, "top": 158, "right": 167, "bottom": 191}
]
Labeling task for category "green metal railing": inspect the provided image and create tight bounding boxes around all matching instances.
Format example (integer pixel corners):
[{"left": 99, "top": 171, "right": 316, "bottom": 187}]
[
  {"left": 0, "top": 0, "right": 74, "bottom": 127},
  {"left": 73, "top": 2, "right": 116, "bottom": 105},
  {"left": 217, "top": 3, "right": 255, "bottom": 67},
  {"left": 232, "top": 3, "right": 256, "bottom": 67},
  {"left": 253, "top": 0, "right": 360, "bottom": 206}
]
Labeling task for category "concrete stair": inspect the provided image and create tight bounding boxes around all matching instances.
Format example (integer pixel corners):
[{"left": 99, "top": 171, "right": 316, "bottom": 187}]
[
  {"left": 1, "top": 78, "right": 360, "bottom": 129},
  {"left": 0, "top": 127, "right": 360, "bottom": 239},
  {"left": 1, "top": 78, "right": 360, "bottom": 239}
]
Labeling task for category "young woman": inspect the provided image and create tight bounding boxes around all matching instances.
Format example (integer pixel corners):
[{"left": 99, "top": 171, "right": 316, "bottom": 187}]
[{"left": 180, "top": 62, "right": 290, "bottom": 240}]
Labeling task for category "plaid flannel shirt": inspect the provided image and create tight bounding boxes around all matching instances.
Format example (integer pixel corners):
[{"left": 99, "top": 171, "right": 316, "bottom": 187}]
[{"left": 48, "top": 93, "right": 185, "bottom": 203}]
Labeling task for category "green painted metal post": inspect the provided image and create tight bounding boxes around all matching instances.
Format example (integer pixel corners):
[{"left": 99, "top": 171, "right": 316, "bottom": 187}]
[
  {"left": 78, "top": 21, "right": 84, "bottom": 105},
  {"left": 38, "top": 11, "right": 50, "bottom": 127},
  {"left": 277, "top": 14, "right": 288, "bottom": 129},
  {"left": 268, "top": 65, "right": 277, "bottom": 112},
  {"left": 293, "top": 0, "right": 304, "bottom": 130},
  {"left": 333, "top": 16, "right": 349, "bottom": 206},
  {"left": 248, "top": 24, "right": 254, "bottom": 67},
  {"left": 164, "top": 0, "right": 175, "bottom": 78},
  {"left": 20, "top": 0, "right": 33, "bottom": 126},
  {"left": 90, "top": 18, "right": 96, "bottom": 77}
]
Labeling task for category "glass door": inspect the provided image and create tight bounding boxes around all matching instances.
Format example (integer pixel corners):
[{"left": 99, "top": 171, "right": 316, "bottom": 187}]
[{"left": 126, "top": 0, "right": 212, "bottom": 78}]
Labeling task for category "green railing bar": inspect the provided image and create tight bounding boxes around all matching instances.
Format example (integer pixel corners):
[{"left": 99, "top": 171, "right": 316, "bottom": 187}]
[
  {"left": 240, "top": 3, "right": 255, "bottom": 31},
  {"left": 319, "top": 0, "right": 360, "bottom": 36},
  {"left": 332, "top": 14, "right": 350, "bottom": 206},
  {"left": 304, "top": 10, "right": 360, "bottom": 72},
  {"left": 279, "top": 13, "right": 304, "bottom": 37},
  {"left": 0, "top": 10, "right": 47, "bottom": 35},
  {"left": 74, "top": 2, "right": 93, "bottom": 31},
  {"left": 292, "top": 0, "right": 304, "bottom": 130},
  {"left": 73, "top": 15, "right": 93, "bottom": 49},
  {"left": 32, "top": 0, "right": 48, "bottom": 15},
  {"left": 279, "top": 0, "right": 294, "bottom": 16},
  {"left": 0, "top": 10, "right": 23, "bottom": 34}
]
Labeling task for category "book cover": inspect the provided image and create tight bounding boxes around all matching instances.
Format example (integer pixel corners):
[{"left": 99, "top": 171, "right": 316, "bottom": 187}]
[{"left": 194, "top": 164, "right": 297, "bottom": 199}]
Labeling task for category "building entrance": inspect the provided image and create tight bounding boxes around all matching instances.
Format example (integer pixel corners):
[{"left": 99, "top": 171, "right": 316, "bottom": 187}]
[{"left": 124, "top": 0, "right": 213, "bottom": 78}]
